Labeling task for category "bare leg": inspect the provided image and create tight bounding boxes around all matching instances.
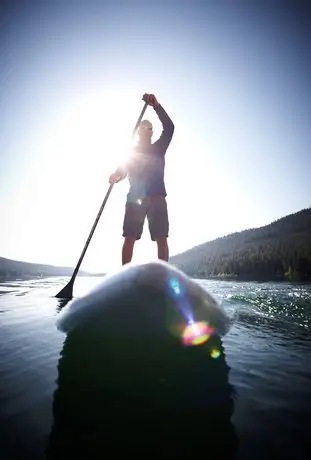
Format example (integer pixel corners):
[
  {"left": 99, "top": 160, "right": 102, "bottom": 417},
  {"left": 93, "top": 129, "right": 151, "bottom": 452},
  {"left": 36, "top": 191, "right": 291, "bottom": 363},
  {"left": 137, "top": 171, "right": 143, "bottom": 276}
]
[
  {"left": 156, "top": 237, "right": 169, "bottom": 262},
  {"left": 122, "top": 237, "right": 136, "bottom": 265}
]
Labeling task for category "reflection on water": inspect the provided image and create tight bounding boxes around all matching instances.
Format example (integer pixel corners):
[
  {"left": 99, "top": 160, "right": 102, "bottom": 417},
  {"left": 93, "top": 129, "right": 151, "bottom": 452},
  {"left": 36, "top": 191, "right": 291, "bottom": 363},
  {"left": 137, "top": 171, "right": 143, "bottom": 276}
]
[
  {"left": 47, "top": 324, "right": 238, "bottom": 457},
  {"left": 55, "top": 298, "right": 71, "bottom": 313}
]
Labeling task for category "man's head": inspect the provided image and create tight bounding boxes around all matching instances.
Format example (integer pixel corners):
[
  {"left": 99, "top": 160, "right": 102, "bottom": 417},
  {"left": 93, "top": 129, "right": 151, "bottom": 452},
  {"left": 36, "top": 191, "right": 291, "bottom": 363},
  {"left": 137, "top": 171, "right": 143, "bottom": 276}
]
[{"left": 138, "top": 119, "right": 153, "bottom": 143}]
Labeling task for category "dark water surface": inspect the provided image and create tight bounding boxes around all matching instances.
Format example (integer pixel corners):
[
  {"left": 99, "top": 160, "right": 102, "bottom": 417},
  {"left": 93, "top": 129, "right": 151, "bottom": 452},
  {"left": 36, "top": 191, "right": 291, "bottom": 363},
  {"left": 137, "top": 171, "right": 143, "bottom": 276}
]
[{"left": 0, "top": 277, "right": 310, "bottom": 459}]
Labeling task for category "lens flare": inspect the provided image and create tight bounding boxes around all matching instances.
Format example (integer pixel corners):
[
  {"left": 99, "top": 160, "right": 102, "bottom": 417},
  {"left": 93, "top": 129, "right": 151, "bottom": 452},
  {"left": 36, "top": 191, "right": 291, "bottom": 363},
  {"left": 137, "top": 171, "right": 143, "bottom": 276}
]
[
  {"left": 182, "top": 321, "right": 214, "bottom": 347},
  {"left": 168, "top": 277, "right": 183, "bottom": 297},
  {"left": 210, "top": 348, "right": 221, "bottom": 359}
]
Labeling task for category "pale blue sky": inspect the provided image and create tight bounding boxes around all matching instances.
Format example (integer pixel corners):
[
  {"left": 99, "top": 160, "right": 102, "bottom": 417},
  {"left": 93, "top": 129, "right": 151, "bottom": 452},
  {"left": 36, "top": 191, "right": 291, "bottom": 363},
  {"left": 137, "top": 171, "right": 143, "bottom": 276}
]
[{"left": 1, "top": 0, "right": 310, "bottom": 272}]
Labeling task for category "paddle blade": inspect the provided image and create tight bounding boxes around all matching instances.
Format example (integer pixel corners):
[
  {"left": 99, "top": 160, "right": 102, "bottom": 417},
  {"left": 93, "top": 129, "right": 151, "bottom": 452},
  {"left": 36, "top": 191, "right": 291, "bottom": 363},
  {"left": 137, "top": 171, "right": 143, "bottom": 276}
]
[{"left": 55, "top": 280, "right": 74, "bottom": 299}]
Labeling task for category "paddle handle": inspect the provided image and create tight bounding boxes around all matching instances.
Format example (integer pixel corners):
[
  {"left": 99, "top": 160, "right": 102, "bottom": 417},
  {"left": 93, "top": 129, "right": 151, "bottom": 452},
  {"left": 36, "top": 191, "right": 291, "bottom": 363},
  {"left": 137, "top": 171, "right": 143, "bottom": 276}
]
[{"left": 132, "top": 101, "right": 148, "bottom": 134}]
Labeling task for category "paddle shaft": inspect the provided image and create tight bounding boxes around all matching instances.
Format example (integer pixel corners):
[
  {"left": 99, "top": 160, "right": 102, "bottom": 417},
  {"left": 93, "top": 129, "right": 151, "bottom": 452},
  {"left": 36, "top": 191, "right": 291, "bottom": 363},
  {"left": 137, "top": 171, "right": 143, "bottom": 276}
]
[{"left": 55, "top": 101, "right": 148, "bottom": 298}]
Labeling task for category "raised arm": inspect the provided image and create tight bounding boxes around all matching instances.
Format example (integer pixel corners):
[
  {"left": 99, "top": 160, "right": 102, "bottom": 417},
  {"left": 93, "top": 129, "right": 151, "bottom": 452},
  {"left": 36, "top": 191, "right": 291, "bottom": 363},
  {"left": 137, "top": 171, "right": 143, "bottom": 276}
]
[
  {"left": 143, "top": 94, "right": 175, "bottom": 153},
  {"left": 153, "top": 104, "right": 175, "bottom": 152}
]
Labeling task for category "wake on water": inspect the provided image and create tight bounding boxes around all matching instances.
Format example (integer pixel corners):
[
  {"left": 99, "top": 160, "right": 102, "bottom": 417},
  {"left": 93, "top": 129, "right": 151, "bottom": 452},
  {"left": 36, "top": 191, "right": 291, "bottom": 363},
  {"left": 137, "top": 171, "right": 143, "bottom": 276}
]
[{"left": 228, "top": 287, "right": 311, "bottom": 332}]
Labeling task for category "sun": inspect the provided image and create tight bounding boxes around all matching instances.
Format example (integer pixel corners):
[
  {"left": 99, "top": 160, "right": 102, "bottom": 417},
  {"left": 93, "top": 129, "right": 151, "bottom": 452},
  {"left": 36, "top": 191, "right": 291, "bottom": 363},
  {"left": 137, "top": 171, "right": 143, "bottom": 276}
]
[{"left": 41, "top": 88, "right": 145, "bottom": 179}]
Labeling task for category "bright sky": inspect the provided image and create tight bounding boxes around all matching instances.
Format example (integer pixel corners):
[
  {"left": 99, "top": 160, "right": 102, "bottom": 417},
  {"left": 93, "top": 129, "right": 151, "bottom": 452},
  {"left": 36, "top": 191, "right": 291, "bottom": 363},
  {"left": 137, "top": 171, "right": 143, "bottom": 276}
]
[{"left": 1, "top": 0, "right": 310, "bottom": 273}]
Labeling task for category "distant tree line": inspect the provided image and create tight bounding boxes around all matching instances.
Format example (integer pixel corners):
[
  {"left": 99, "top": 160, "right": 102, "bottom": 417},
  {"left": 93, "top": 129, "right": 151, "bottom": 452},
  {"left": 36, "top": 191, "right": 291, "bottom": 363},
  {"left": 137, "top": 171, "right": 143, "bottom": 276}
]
[
  {"left": 170, "top": 208, "right": 311, "bottom": 282},
  {"left": 0, "top": 257, "right": 91, "bottom": 282}
]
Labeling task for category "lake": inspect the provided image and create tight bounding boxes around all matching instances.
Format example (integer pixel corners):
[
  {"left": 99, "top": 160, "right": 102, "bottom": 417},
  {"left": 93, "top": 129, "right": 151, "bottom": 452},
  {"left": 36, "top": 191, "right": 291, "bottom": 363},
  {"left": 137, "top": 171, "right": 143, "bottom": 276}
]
[{"left": 0, "top": 276, "right": 310, "bottom": 459}]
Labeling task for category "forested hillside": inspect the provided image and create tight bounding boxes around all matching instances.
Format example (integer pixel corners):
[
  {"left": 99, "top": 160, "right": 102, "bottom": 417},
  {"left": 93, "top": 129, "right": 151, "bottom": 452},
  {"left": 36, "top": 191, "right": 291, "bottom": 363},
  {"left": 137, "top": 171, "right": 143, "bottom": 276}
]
[
  {"left": 0, "top": 257, "right": 91, "bottom": 282},
  {"left": 170, "top": 208, "right": 311, "bottom": 281}
]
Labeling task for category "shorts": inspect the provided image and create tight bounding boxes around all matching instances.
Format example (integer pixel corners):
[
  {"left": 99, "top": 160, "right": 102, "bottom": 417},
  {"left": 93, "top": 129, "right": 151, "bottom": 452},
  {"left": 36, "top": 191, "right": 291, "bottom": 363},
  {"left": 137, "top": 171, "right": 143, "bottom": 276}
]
[{"left": 122, "top": 195, "right": 169, "bottom": 241}]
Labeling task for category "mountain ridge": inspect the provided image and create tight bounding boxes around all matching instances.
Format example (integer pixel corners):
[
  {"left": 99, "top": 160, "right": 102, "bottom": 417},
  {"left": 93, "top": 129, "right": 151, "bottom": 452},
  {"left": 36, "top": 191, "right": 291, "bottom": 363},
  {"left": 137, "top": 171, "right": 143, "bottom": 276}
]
[
  {"left": 0, "top": 256, "right": 103, "bottom": 282},
  {"left": 169, "top": 207, "right": 311, "bottom": 281}
]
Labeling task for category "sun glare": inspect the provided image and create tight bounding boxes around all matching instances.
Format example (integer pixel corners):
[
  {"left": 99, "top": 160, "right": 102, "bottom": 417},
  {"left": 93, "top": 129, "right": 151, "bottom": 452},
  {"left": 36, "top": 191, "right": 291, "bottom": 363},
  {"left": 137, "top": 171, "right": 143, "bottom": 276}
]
[{"left": 41, "top": 89, "right": 143, "bottom": 181}]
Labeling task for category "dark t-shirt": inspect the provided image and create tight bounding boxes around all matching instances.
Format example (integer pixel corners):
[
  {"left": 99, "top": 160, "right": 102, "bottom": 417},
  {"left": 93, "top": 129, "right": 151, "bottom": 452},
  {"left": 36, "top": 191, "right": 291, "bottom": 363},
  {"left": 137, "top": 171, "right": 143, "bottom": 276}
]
[{"left": 126, "top": 105, "right": 174, "bottom": 203}]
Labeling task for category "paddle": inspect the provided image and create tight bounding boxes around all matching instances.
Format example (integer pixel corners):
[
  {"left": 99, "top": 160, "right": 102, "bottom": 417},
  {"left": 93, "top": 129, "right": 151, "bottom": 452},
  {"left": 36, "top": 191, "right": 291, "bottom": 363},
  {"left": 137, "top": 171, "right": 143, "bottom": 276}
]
[{"left": 55, "top": 100, "right": 149, "bottom": 299}]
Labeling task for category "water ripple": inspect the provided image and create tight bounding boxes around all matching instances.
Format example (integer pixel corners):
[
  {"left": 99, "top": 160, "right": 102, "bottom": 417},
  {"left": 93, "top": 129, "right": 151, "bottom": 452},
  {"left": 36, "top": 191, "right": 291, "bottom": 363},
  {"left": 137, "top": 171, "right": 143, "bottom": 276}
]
[{"left": 0, "top": 276, "right": 310, "bottom": 459}]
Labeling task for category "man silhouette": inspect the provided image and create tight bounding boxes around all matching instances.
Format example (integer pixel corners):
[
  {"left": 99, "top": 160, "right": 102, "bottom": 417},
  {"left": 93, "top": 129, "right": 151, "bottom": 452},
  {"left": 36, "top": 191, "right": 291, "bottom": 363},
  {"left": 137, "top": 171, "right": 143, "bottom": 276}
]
[{"left": 109, "top": 93, "right": 175, "bottom": 265}]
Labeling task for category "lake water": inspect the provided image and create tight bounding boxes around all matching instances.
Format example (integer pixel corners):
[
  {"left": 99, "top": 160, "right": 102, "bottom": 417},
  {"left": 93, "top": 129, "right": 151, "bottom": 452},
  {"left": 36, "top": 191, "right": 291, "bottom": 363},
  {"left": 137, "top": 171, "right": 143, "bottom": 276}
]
[{"left": 0, "top": 276, "right": 310, "bottom": 459}]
